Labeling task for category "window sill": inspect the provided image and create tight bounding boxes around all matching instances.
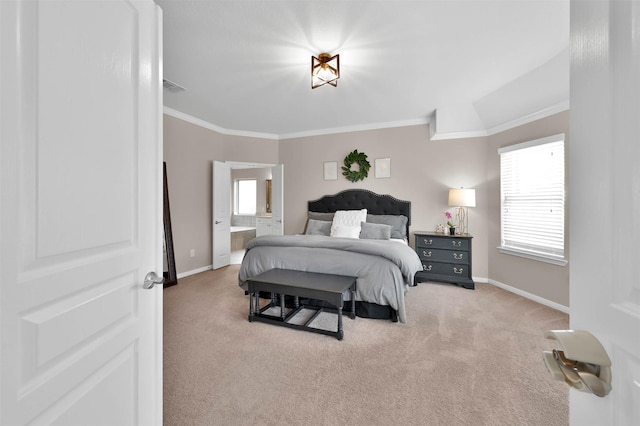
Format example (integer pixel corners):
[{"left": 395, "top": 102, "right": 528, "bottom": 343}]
[{"left": 498, "top": 246, "right": 568, "bottom": 266}]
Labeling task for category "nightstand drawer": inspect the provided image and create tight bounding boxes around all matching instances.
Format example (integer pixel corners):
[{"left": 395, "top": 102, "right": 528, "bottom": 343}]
[
  {"left": 419, "top": 261, "right": 469, "bottom": 278},
  {"left": 416, "top": 248, "right": 470, "bottom": 264},
  {"left": 415, "top": 235, "right": 469, "bottom": 251}
]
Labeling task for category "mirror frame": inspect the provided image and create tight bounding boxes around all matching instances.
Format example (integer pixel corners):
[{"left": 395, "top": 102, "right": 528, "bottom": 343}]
[
  {"left": 163, "top": 162, "right": 177, "bottom": 288},
  {"left": 266, "top": 179, "right": 272, "bottom": 214}
]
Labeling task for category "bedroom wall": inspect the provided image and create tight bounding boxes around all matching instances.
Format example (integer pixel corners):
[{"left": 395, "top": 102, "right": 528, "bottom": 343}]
[
  {"left": 278, "top": 124, "right": 490, "bottom": 280},
  {"left": 485, "top": 111, "right": 570, "bottom": 308},
  {"left": 163, "top": 110, "right": 570, "bottom": 309},
  {"left": 163, "top": 114, "right": 279, "bottom": 275}
]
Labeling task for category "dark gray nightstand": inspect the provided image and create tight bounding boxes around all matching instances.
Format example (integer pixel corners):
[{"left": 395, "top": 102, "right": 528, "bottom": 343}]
[{"left": 413, "top": 231, "right": 474, "bottom": 289}]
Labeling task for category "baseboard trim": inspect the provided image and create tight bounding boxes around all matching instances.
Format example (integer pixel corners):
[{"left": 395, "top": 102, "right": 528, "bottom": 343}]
[
  {"left": 487, "top": 278, "right": 569, "bottom": 314},
  {"left": 177, "top": 265, "right": 212, "bottom": 279}
]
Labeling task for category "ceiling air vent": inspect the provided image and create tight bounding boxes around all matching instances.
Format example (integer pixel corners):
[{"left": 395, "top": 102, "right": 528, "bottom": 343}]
[{"left": 162, "top": 78, "right": 187, "bottom": 92}]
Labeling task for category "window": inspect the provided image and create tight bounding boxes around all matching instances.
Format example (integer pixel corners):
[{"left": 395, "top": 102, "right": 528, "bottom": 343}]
[
  {"left": 235, "top": 179, "right": 256, "bottom": 215},
  {"left": 498, "top": 134, "right": 567, "bottom": 265}
]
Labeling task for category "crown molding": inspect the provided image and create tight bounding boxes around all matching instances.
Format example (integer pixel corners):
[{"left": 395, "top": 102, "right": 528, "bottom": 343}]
[
  {"left": 163, "top": 107, "right": 279, "bottom": 140},
  {"left": 277, "top": 118, "right": 429, "bottom": 140},
  {"left": 428, "top": 100, "right": 570, "bottom": 141},
  {"left": 485, "top": 100, "right": 569, "bottom": 136},
  {"left": 164, "top": 102, "right": 569, "bottom": 142}
]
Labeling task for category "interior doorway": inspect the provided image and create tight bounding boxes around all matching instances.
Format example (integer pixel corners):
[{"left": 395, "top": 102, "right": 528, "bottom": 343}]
[{"left": 212, "top": 161, "right": 283, "bottom": 268}]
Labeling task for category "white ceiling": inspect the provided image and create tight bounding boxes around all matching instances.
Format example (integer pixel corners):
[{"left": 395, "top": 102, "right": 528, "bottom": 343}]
[{"left": 156, "top": 0, "right": 569, "bottom": 140}]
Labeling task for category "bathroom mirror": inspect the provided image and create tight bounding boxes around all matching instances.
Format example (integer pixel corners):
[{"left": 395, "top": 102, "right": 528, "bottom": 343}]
[
  {"left": 163, "top": 162, "right": 177, "bottom": 288},
  {"left": 266, "top": 179, "right": 272, "bottom": 214}
]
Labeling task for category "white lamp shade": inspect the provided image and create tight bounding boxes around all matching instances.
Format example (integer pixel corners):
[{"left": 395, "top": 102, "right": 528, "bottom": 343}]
[{"left": 448, "top": 188, "right": 476, "bottom": 207}]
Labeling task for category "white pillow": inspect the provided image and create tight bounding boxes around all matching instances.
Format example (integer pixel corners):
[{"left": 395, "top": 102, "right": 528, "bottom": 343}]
[
  {"left": 330, "top": 225, "right": 361, "bottom": 239},
  {"left": 330, "top": 209, "right": 367, "bottom": 237}
]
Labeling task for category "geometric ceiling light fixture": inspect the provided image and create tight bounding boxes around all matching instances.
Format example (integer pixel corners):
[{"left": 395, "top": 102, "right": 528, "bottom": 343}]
[{"left": 311, "top": 53, "right": 340, "bottom": 89}]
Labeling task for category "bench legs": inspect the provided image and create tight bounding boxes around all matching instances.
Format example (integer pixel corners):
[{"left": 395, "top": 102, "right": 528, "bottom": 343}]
[
  {"left": 247, "top": 283, "right": 356, "bottom": 340},
  {"left": 350, "top": 287, "right": 356, "bottom": 319},
  {"left": 249, "top": 291, "right": 254, "bottom": 322}
]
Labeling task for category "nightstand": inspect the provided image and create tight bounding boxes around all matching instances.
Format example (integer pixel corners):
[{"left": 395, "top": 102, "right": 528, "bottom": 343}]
[{"left": 413, "top": 231, "right": 474, "bottom": 289}]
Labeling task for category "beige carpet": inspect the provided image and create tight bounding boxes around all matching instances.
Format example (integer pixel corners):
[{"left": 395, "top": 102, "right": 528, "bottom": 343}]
[{"left": 164, "top": 265, "right": 569, "bottom": 426}]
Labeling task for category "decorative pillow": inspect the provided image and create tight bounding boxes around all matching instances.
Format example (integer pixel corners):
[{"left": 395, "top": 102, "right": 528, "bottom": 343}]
[
  {"left": 330, "top": 225, "right": 361, "bottom": 239},
  {"left": 305, "top": 219, "right": 332, "bottom": 236},
  {"left": 359, "top": 222, "right": 391, "bottom": 240},
  {"left": 366, "top": 214, "right": 408, "bottom": 239},
  {"left": 308, "top": 211, "right": 335, "bottom": 222},
  {"left": 303, "top": 211, "right": 336, "bottom": 234},
  {"left": 331, "top": 209, "right": 367, "bottom": 237}
]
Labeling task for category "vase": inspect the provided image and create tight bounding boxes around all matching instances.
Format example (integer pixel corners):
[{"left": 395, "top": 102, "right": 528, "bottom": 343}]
[{"left": 449, "top": 227, "right": 456, "bottom": 235}]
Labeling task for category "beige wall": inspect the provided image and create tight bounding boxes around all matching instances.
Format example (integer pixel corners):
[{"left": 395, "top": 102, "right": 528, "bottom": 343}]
[
  {"left": 279, "top": 124, "right": 490, "bottom": 279},
  {"left": 164, "top": 111, "right": 570, "bottom": 308},
  {"left": 486, "top": 111, "right": 570, "bottom": 307},
  {"left": 163, "top": 114, "right": 278, "bottom": 274}
]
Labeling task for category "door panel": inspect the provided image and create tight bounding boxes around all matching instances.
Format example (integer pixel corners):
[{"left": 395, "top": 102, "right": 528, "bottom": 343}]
[
  {"left": 212, "top": 161, "right": 231, "bottom": 269},
  {"left": 569, "top": 1, "right": 640, "bottom": 424},
  {"left": 271, "top": 164, "right": 284, "bottom": 235},
  {"left": 0, "top": 1, "right": 162, "bottom": 424}
]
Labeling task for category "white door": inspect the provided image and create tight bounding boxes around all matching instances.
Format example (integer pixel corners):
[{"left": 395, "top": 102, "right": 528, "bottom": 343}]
[
  {"left": 0, "top": 1, "right": 163, "bottom": 425},
  {"left": 569, "top": 1, "right": 640, "bottom": 424},
  {"left": 212, "top": 161, "right": 231, "bottom": 269},
  {"left": 271, "top": 164, "right": 284, "bottom": 235}
]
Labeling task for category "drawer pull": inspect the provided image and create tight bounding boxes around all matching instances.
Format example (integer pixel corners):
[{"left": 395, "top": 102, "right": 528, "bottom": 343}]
[
  {"left": 422, "top": 250, "right": 432, "bottom": 257},
  {"left": 453, "top": 253, "right": 464, "bottom": 260},
  {"left": 453, "top": 267, "right": 464, "bottom": 274},
  {"left": 423, "top": 264, "right": 432, "bottom": 271},
  {"left": 422, "top": 238, "right": 433, "bottom": 245},
  {"left": 452, "top": 240, "right": 462, "bottom": 247}
]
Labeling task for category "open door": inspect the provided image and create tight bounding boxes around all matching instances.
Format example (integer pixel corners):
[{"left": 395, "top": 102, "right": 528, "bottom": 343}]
[
  {"left": 0, "top": 1, "right": 162, "bottom": 424},
  {"left": 271, "top": 164, "right": 284, "bottom": 235},
  {"left": 568, "top": 1, "right": 640, "bottom": 424},
  {"left": 212, "top": 161, "right": 231, "bottom": 269}
]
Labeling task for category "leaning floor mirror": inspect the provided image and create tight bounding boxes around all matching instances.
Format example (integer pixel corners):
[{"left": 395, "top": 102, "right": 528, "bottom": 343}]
[{"left": 163, "top": 162, "right": 177, "bottom": 288}]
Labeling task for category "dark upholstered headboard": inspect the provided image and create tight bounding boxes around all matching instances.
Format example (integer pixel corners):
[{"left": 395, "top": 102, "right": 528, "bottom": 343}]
[{"left": 308, "top": 189, "right": 411, "bottom": 237}]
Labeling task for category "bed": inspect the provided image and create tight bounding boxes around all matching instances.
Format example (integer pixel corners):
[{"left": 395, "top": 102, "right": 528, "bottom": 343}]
[{"left": 238, "top": 189, "right": 422, "bottom": 323}]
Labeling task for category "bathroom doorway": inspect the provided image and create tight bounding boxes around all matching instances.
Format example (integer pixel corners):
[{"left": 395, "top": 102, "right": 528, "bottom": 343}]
[{"left": 212, "top": 161, "right": 283, "bottom": 267}]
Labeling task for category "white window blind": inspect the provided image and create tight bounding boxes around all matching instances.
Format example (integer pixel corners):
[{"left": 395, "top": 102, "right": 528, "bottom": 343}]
[{"left": 498, "top": 134, "right": 566, "bottom": 264}]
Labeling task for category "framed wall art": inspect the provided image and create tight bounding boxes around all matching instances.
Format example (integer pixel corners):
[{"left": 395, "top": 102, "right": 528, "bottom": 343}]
[
  {"left": 323, "top": 161, "right": 338, "bottom": 180},
  {"left": 375, "top": 157, "right": 391, "bottom": 178}
]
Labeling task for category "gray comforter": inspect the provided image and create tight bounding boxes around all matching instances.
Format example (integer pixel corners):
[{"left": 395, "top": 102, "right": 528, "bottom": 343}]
[{"left": 238, "top": 235, "right": 422, "bottom": 323}]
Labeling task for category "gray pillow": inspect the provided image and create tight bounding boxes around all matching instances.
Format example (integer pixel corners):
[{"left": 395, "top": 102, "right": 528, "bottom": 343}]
[
  {"left": 366, "top": 214, "right": 408, "bottom": 239},
  {"left": 308, "top": 211, "right": 335, "bottom": 221},
  {"left": 359, "top": 222, "right": 391, "bottom": 240},
  {"left": 305, "top": 219, "right": 332, "bottom": 236},
  {"left": 304, "top": 211, "right": 336, "bottom": 234}
]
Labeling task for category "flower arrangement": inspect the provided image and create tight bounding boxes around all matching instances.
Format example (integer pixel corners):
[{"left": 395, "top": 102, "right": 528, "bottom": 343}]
[{"left": 445, "top": 211, "right": 455, "bottom": 228}]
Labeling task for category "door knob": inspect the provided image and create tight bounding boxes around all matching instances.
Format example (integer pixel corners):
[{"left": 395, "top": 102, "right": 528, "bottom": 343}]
[
  {"left": 144, "top": 271, "right": 164, "bottom": 289},
  {"left": 543, "top": 330, "right": 612, "bottom": 397}
]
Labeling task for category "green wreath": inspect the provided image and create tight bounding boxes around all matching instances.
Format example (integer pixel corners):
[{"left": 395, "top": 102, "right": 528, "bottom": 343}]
[{"left": 341, "top": 149, "right": 370, "bottom": 182}]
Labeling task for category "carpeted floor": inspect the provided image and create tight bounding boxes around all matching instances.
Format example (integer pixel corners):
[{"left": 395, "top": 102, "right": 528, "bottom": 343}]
[{"left": 164, "top": 265, "right": 569, "bottom": 426}]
